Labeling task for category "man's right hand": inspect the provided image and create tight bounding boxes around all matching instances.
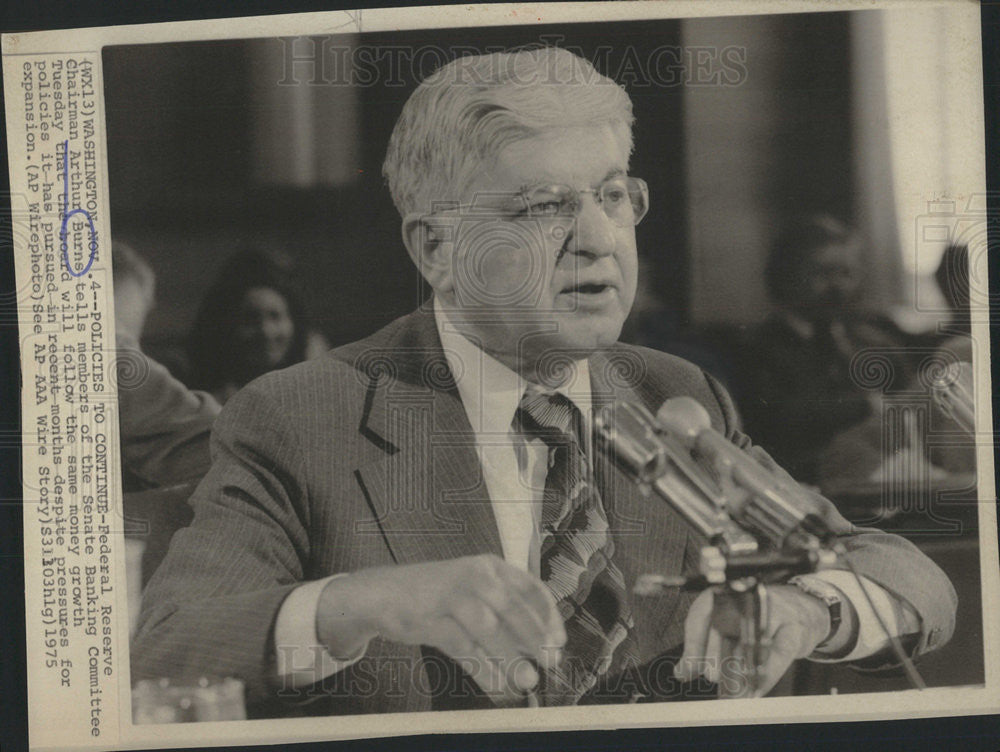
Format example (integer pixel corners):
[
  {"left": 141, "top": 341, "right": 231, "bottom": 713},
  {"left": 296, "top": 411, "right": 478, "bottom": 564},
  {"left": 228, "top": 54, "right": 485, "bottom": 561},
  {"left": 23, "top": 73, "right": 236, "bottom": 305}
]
[{"left": 315, "top": 554, "right": 566, "bottom": 704}]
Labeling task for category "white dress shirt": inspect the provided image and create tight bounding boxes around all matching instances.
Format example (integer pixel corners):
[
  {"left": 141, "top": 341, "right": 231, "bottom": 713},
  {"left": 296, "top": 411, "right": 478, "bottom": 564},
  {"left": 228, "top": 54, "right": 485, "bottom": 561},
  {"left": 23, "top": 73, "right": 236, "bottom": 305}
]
[
  {"left": 434, "top": 301, "right": 593, "bottom": 574},
  {"left": 273, "top": 301, "right": 908, "bottom": 685}
]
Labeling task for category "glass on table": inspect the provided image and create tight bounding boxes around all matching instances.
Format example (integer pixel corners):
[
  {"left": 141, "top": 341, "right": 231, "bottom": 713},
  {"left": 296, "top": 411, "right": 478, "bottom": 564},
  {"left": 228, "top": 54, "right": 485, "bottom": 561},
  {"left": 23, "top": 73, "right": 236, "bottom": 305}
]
[{"left": 132, "top": 676, "right": 246, "bottom": 724}]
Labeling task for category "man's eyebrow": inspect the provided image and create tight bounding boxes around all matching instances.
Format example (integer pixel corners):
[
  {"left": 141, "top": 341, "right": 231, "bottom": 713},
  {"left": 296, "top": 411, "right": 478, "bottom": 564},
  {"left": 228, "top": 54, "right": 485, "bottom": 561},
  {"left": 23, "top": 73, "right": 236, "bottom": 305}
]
[
  {"left": 516, "top": 178, "right": 550, "bottom": 193},
  {"left": 516, "top": 168, "right": 627, "bottom": 193}
]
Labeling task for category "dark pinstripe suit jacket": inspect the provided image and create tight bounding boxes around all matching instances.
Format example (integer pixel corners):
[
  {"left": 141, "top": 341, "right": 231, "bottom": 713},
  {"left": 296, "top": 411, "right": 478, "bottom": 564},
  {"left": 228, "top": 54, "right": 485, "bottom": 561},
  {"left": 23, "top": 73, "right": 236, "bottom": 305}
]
[{"left": 132, "top": 309, "right": 957, "bottom": 717}]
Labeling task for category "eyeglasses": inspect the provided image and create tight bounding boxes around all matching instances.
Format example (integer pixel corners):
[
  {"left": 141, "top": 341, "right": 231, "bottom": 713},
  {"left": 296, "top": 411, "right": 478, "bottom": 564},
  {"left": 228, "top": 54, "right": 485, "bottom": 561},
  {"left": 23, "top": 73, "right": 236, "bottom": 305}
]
[
  {"left": 510, "top": 175, "right": 649, "bottom": 227},
  {"left": 429, "top": 175, "right": 649, "bottom": 228}
]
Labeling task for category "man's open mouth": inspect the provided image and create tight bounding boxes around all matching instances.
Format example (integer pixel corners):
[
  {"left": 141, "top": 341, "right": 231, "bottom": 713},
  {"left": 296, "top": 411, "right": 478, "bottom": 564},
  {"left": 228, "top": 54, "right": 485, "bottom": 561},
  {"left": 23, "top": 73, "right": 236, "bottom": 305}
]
[{"left": 562, "top": 282, "right": 613, "bottom": 294}]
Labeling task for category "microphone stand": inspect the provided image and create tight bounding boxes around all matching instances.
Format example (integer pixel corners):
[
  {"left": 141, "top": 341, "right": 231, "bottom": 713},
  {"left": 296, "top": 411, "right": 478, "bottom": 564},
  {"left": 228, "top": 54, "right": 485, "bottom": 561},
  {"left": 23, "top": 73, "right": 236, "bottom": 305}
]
[
  {"left": 596, "top": 402, "right": 834, "bottom": 698},
  {"left": 638, "top": 541, "right": 831, "bottom": 698},
  {"left": 712, "top": 575, "right": 768, "bottom": 699}
]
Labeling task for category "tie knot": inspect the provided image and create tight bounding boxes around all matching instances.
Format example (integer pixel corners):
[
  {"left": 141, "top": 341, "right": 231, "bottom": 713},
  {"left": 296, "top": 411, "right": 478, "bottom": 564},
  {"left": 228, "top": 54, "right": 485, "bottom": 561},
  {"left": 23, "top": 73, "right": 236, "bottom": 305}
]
[{"left": 517, "top": 388, "right": 577, "bottom": 439}]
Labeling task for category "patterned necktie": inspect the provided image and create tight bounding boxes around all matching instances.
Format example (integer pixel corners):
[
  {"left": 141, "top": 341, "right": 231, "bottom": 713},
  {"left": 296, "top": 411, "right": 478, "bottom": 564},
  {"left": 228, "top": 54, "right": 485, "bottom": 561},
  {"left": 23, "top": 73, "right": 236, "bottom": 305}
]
[{"left": 516, "top": 387, "right": 638, "bottom": 705}]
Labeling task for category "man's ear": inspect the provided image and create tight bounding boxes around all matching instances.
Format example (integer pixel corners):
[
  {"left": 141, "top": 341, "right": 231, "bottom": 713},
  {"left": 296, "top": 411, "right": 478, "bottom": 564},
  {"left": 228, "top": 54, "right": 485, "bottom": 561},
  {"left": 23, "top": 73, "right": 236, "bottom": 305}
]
[{"left": 401, "top": 212, "right": 454, "bottom": 293}]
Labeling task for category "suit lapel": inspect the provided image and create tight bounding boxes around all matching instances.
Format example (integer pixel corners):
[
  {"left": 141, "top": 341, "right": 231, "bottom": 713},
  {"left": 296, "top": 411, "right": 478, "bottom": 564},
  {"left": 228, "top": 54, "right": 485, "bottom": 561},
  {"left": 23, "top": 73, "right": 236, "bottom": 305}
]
[{"left": 354, "top": 310, "right": 504, "bottom": 566}]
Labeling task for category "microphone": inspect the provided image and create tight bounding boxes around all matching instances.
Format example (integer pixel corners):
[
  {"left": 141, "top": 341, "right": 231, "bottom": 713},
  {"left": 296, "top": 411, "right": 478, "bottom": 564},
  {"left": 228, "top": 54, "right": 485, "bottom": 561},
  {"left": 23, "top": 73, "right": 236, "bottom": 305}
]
[
  {"left": 930, "top": 361, "right": 975, "bottom": 435},
  {"left": 593, "top": 401, "right": 758, "bottom": 553},
  {"left": 656, "top": 397, "right": 833, "bottom": 550},
  {"left": 612, "top": 399, "right": 925, "bottom": 690}
]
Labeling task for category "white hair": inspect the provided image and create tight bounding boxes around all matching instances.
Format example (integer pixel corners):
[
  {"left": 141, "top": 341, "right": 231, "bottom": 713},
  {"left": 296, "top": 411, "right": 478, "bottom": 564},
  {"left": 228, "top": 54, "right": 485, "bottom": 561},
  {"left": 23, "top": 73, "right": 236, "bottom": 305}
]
[{"left": 382, "top": 47, "right": 635, "bottom": 216}]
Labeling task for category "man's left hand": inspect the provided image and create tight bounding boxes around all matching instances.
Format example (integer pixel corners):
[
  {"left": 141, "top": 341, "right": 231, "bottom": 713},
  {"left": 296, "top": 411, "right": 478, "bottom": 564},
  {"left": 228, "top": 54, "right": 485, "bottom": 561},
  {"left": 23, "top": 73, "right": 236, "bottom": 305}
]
[{"left": 673, "top": 584, "right": 831, "bottom": 698}]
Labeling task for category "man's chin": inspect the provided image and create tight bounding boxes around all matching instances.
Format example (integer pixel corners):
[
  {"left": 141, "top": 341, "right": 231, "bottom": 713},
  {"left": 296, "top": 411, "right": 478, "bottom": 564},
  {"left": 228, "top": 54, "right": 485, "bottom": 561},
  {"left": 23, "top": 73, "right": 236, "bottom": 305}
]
[{"left": 547, "top": 315, "right": 625, "bottom": 354}]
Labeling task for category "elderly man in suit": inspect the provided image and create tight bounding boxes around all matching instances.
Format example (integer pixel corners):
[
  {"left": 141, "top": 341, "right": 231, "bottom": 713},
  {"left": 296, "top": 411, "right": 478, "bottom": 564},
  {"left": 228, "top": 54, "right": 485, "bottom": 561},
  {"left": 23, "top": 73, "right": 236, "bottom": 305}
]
[{"left": 132, "top": 47, "right": 956, "bottom": 717}]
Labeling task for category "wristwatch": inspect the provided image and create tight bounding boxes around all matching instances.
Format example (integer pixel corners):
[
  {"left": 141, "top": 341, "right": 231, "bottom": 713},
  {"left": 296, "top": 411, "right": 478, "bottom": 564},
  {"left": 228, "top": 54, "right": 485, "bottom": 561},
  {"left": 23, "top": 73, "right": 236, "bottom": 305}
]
[{"left": 788, "top": 575, "right": 843, "bottom": 650}]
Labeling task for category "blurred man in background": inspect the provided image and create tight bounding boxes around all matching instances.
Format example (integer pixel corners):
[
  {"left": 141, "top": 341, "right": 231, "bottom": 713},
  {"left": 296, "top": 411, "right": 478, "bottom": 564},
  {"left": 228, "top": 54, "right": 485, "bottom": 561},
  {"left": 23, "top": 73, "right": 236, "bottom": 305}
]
[{"left": 740, "top": 215, "right": 915, "bottom": 485}]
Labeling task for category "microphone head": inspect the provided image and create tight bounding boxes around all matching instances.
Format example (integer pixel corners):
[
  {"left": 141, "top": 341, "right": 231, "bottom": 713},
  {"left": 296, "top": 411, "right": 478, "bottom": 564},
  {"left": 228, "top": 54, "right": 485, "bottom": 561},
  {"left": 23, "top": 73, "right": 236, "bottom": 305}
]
[
  {"left": 930, "top": 360, "right": 971, "bottom": 392},
  {"left": 656, "top": 396, "right": 712, "bottom": 447},
  {"left": 930, "top": 360, "right": 975, "bottom": 434},
  {"left": 594, "top": 401, "right": 667, "bottom": 483}
]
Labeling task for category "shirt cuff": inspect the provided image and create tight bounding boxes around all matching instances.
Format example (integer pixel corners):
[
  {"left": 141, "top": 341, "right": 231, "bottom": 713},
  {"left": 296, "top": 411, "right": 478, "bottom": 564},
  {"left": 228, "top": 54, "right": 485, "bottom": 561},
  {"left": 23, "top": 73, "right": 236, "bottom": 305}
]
[
  {"left": 797, "top": 570, "right": 904, "bottom": 663},
  {"left": 273, "top": 574, "right": 369, "bottom": 688}
]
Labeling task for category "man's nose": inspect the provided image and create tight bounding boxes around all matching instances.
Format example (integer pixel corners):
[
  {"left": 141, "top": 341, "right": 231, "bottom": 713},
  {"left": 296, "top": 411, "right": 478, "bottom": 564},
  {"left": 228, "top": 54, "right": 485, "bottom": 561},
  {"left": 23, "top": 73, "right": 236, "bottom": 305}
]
[{"left": 565, "top": 196, "right": 616, "bottom": 258}]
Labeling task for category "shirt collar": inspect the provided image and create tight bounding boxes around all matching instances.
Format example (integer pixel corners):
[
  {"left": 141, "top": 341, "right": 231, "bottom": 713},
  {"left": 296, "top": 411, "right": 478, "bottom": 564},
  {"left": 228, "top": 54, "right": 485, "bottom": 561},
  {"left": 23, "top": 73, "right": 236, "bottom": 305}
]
[{"left": 433, "top": 298, "right": 592, "bottom": 435}]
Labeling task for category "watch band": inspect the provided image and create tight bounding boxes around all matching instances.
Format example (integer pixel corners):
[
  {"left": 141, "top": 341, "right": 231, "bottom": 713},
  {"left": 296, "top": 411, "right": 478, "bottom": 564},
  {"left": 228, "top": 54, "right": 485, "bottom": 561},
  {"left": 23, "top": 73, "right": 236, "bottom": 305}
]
[{"left": 788, "top": 575, "right": 843, "bottom": 649}]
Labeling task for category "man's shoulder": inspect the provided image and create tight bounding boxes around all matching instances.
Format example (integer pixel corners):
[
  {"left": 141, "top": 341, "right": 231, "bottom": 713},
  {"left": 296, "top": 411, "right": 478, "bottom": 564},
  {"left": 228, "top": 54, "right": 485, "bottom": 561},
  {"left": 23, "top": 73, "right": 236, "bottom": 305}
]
[
  {"left": 602, "top": 341, "right": 736, "bottom": 433},
  {"left": 238, "top": 348, "right": 363, "bottom": 402},
  {"left": 604, "top": 341, "right": 712, "bottom": 391},
  {"left": 234, "top": 310, "right": 433, "bottom": 404},
  {"left": 609, "top": 341, "right": 703, "bottom": 372}
]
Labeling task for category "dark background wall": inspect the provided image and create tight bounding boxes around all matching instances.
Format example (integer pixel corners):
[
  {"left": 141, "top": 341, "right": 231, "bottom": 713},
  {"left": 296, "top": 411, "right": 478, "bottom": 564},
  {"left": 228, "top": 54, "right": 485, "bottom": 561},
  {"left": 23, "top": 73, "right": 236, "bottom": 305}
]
[{"left": 683, "top": 12, "right": 855, "bottom": 327}]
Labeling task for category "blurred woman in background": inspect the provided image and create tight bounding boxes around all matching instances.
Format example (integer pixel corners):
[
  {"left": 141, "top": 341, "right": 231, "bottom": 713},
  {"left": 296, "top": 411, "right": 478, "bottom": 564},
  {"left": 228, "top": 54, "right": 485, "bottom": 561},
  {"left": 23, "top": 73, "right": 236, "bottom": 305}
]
[{"left": 187, "top": 248, "right": 323, "bottom": 404}]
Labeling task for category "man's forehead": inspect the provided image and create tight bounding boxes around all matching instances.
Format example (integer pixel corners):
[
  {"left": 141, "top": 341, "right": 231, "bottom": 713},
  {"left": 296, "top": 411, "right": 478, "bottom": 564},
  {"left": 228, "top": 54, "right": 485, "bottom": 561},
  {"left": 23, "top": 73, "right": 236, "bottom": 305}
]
[{"left": 480, "top": 125, "right": 630, "bottom": 189}]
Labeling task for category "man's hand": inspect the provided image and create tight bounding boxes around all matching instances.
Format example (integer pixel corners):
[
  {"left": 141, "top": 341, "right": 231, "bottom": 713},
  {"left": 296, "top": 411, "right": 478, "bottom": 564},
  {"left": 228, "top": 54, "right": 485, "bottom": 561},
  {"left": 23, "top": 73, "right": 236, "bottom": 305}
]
[
  {"left": 316, "top": 554, "right": 566, "bottom": 705},
  {"left": 673, "top": 585, "right": 831, "bottom": 698}
]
